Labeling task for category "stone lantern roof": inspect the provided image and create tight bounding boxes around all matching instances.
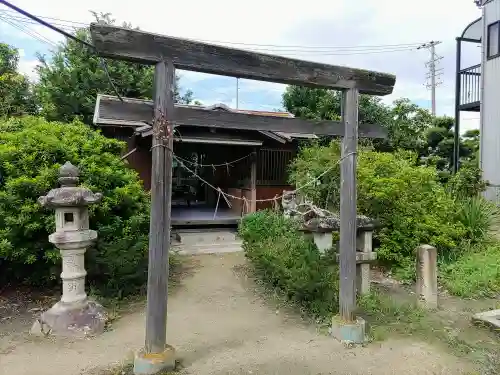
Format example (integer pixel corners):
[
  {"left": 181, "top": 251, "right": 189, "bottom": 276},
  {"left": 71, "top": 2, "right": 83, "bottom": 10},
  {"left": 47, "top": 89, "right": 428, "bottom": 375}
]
[{"left": 38, "top": 162, "right": 103, "bottom": 208}]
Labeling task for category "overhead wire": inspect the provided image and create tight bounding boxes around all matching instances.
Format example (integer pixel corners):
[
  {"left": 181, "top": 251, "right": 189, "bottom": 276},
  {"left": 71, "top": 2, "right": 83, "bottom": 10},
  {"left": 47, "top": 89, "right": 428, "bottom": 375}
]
[
  {"left": 0, "top": 10, "right": 81, "bottom": 31},
  {"left": 0, "top": 14, "right": 59, "bottom": 48},
  {"left": 0, "top": 8, "right": 425, "bottom": 52},
  {"left": 0, "top": 7, "right": 425, "bottom": 56},
  {"left": 2, "top": 15, "right": 417, "bottom": 56},
  {"left": 194, "top": 40, "right": 423, "bottom": 50},
  {"left": 0, "top": 8, "right": 87, "bottom": 26},
  {"left": 0, "top": 0, "right": 123, "bottom": 102}
]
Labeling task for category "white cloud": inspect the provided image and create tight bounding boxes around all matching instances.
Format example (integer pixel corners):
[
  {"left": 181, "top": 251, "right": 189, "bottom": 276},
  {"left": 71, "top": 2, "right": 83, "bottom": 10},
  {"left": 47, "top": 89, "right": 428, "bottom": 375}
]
[
  {"left": 17, "top": 58, "right": 38, "bottom": 80},
  {"left": 460, "top": 115, "right": 480, "bottom": 134}
]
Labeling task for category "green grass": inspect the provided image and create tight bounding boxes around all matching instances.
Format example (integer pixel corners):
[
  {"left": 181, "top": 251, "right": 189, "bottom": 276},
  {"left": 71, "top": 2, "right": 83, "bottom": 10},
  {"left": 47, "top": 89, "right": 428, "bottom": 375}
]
[
  {"left": 456, "top": 197, "right": 499, "bottom": 244},
  {"left": 358, "top": 291, "right": 499, "bottom": 375},
  {"left": 357, "top": 292, "right": 428, "bottom": 341},
  {"left": 441, "top": 243, "right": 500, "bottom": 298}
]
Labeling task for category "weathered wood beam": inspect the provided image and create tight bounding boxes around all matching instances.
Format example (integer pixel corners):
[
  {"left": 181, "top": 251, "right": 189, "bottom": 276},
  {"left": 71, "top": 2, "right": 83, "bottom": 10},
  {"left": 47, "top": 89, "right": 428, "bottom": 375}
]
[
  {"left": 145, "top": 60, "right": 175, "bottom": 357},
  {"left": 90, "top": 24, "right": 396, "bottom": 96},
  {"left": 339, "top": 87, "right": 359, "bottom": 322},
  {"left": 95, "top": 96, "right": 388, "bottom": 138}
]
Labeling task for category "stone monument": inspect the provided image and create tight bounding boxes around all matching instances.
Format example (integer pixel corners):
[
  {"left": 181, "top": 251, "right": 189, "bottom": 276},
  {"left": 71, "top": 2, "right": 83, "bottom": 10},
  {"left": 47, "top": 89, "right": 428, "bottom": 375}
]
[{"left": 31, "top": 161, "right": 107, "bottom": 337}]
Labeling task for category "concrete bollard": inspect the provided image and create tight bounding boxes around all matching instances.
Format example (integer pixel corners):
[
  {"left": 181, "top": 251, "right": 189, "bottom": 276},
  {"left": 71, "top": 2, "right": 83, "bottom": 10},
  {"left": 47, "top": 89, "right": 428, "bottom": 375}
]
[{"left": 415, "top": 244, "right": 438, "bottom": 309}]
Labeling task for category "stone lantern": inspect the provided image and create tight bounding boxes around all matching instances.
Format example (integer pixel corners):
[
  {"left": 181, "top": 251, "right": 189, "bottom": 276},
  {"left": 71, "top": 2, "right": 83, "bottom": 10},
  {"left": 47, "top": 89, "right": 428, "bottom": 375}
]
[{"left": 31, "top": 161, "right": 107, "bottom": 337}]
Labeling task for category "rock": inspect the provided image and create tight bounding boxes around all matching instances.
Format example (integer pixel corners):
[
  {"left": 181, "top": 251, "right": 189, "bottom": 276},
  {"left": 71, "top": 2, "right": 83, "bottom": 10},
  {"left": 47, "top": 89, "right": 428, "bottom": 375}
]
[
  {"left": 302, "top": 214, "right": 377, "bottom": 233},
  {"left": 31, "top": 300, "right": 107, "bottom": 338}
]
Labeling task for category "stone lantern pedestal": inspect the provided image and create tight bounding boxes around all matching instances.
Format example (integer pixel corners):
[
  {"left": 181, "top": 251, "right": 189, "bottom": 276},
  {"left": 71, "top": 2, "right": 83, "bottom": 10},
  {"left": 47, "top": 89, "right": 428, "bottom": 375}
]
[{"left": 31, "top": 162, "right": 107, "bottom": 337}]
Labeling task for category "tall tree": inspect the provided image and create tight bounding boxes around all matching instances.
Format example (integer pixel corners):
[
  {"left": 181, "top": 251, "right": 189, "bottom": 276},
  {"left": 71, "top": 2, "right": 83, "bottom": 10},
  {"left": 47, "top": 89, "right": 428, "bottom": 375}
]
[
  {"left": 35, "top": 13, "right": 194, "bottom": 124},
  {"left": 376, "top": 98, "right": 433, "bottom": 153},
  {"left": 282, "top": 86, "right": 435, "bottom": 152},
  {"left": 0, "top": 43, "right": 37, "bottom": 117},
  {"left": 282, "top": 86, "right": 481, "bottom": 175},
  {"left": 282, "top": 86, "right": 391, "bottom": 124},
  {"left": 282, "top": 86, "right": 460, "bottom": 155}
]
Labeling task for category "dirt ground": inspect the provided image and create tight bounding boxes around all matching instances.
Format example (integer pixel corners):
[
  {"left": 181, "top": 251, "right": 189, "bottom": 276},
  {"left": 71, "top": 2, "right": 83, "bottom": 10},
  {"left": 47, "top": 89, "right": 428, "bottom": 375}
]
[{"left": 0, "top": 253, "right": 475, "bottom": 375}]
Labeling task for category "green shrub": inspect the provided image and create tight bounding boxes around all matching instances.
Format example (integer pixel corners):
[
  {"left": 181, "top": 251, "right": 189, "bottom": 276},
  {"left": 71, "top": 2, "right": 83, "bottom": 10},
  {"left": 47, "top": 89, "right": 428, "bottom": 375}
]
[
  {"left": 356, "top": 151, "right": 465, "bottom": 273},
  {"left": 239, "top": 210, "right": 339, "bottom": 317},
  {"left": 441, "top": 243, "right": 500, "bottom": 298},
  {"left": 447, "top": 163, "right": 487, "bottom": 199},
  {"left": 0, "top": 116, "right": 151, "bottom": 297},
  {"left": 288, "top": 141, "right": 341, "bottom": 209},
  {"left": 455, "top": 197, "right": 498, "bottom": 246},
  {"left": 290, "top": 142, "right": 466, "bottom": 277}
]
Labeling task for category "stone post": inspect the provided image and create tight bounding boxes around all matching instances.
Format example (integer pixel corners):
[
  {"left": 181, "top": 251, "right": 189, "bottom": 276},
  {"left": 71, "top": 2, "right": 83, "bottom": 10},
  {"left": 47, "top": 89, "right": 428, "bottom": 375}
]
[
  {"left": 312, "top": 231, "right": 333, "bottom": 253},
  {"left": 415, "top": 244, "right": 438, "bottom": 309},
  {"left": 356, "top": 229, "right": 373, "bottom": 295},
  {"left": 31, "top": 162, "right": 107, "bottom": 337}
]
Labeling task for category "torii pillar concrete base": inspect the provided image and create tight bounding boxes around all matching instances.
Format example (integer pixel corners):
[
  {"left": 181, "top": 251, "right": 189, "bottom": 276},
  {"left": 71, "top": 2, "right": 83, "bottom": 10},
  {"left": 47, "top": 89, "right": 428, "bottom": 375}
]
[{"left": 133, "top": 345, "right": 176, "bottom": 375}]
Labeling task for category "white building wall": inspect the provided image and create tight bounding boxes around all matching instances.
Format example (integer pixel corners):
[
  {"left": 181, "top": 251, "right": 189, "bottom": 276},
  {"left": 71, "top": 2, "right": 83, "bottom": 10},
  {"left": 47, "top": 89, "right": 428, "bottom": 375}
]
[{"left": 481, "top": 0, "right": 500, "bottom": 202}]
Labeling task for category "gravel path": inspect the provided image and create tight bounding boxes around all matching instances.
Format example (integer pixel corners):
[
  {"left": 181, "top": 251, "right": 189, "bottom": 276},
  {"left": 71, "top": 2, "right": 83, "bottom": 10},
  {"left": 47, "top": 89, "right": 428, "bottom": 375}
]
[{"left": 0, "top": 253, "right": 472, "bottom": 375}]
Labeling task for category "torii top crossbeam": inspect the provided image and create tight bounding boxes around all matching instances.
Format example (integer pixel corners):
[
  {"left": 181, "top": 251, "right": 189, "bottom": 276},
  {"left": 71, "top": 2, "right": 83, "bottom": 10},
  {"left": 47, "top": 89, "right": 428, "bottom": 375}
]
[{"left": 90, "top": 24, "right": 396, "bottom": 96}]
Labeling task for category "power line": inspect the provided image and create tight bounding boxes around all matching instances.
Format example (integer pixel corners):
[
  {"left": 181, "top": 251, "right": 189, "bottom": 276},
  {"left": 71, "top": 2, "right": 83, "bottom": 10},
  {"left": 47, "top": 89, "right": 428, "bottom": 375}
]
[
  {"left": 189, "top": 40, "right": 421, "bottom": 53},
  {"left": 1, "top": 12, "right": 419, "bottom": 55},
  {"left": 0, "top": 1, "right": 94, "bottom": 49},
  {"left": 240, "top": 47, "right": 417, "bottom": 56},
  {"left": 0, "top": 7, "right": 427, "bottom": 53},
  {"left": 0, "top": 14, "right": 58, "bottom": 48},
  {"left": 0, "top": 8, "right": 87, "bottom": 26},
  {"left": 0, "top": 11, "right": 81, "bottom": 32},
  {"left": 2, "top": 14, "right": 418, "bottom": 56},
  {"left": 0, "top": 0, "right": 123, "bottom": 102}
]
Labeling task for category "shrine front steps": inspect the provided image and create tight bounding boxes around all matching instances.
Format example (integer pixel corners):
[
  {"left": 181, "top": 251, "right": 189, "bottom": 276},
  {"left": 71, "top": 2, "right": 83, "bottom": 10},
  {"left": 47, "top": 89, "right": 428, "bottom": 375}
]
[{"left": 172, "top": 229, "right": 243, "bottom": 256}]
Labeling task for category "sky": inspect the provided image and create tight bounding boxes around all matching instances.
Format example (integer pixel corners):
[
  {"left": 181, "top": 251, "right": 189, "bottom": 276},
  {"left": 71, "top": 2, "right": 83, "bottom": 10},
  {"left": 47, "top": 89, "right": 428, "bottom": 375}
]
[{"left": 0, "top": 0, "right": 483, "bottom": 132}]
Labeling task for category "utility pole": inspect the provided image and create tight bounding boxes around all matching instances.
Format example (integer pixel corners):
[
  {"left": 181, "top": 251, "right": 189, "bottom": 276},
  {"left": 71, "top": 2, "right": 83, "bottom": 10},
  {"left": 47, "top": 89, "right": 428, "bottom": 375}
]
[{"left": 418, "top": 41, "right": 443, "bottom": 116}]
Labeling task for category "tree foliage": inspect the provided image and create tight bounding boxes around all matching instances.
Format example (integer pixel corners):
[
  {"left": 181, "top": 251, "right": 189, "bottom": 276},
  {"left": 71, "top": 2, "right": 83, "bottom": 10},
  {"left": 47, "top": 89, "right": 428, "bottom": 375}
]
[
  {"left": 282, "top": 86, "right": 479, "bottom": 177},
  {"left": 289, "top": 141, "right": 467, "bottom": 278},
  {"left": 0, "top": 116, "right": 153, "bottom": 296},
  {"left": 34, "top": 13, "right": 195, "bottom": 124},
  {"left": 282, "top": 86, "right": 390, "bottom": 124},
  {"left": 0, "top": 43, "right": 37, "bottom": 117}
]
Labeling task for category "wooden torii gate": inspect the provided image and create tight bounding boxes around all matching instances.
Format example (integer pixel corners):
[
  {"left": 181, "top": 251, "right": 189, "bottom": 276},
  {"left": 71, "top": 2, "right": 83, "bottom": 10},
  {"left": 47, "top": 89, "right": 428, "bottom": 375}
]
[{"left": 89, "top": 23, "right": 396, "bottom": 372}]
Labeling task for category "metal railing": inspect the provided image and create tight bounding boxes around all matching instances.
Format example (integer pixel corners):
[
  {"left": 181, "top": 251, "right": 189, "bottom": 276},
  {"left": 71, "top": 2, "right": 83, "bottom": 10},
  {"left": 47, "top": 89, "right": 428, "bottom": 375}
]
[{"left": 459, "top": 64, "right": 481, "bottom": 107}]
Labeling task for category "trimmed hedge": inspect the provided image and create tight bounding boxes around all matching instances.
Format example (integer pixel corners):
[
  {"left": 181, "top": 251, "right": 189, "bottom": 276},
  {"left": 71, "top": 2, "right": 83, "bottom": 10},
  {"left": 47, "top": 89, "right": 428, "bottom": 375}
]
[
  {"left": 239, "top": 210, "right": 339, "bottom": 317},
  {"left": 0, "top": 116, "right": 153, "bottom": 297}
]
